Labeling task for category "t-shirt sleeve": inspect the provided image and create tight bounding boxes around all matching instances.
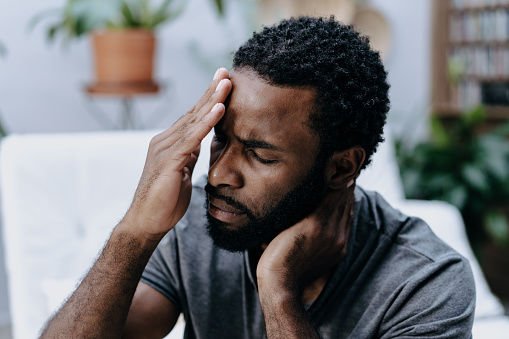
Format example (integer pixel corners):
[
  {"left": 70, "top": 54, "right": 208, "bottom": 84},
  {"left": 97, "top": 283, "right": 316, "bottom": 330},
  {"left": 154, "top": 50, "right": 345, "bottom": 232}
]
[
  {"left": 140, "top": 229, "right": 183, "bottom": 312},
  {"left": 378, "top": 255, "right": 475, "bottom": 339}
]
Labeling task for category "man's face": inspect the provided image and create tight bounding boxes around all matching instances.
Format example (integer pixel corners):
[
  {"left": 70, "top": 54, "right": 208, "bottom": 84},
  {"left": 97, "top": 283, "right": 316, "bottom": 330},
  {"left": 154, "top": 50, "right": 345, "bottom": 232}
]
[{"left": 206, "top": 69, "right": 327, "bottom": 252}]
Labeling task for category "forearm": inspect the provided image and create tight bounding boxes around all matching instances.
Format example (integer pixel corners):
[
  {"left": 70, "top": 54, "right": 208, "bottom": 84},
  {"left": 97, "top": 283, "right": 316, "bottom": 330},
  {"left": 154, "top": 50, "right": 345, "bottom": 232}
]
[
  {"left": 41, "top": 220, "right": 160, "bottom": 338},
  {"left": 259, "top": 287, "right": 320, "bottom": 339}
]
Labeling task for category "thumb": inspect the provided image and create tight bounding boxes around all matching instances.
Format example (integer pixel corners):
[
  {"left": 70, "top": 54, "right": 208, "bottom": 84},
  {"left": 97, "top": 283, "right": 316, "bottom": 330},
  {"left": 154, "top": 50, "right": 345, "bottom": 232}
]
[{"left": 186, "top": 145, "right": 201, "bottom": 174}]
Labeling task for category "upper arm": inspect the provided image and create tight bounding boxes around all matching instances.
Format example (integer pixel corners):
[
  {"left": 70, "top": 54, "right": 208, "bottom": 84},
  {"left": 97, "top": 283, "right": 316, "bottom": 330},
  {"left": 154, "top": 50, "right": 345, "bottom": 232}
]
[
  {"left": 123, "top": 281, "right": 181, "bottom": 339},
  {"left": 379, "top": 257, "right": 475, "bottom": 339}
]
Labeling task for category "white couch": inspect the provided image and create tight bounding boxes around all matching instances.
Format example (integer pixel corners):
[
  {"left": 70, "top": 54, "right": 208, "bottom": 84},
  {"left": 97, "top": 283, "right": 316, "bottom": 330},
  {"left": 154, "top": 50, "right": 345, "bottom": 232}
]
[{"left": 1, "top": 130, "right": 508, "bottom": 338}]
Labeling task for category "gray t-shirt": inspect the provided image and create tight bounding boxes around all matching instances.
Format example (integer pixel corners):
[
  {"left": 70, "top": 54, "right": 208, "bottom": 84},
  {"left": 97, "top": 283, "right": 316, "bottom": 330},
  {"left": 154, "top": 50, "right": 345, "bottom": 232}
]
[{"left": 141, "top": 178, "right": 475, "bottom": 338}]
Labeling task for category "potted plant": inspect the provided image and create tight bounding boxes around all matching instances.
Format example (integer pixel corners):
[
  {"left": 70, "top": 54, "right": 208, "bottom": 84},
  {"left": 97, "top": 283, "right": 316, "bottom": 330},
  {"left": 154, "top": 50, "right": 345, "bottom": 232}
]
[
  {"left": 395, "top": 106, "right": 509, "bottom": 300},
  {"left": 32, "top": 0, "right": 224, "bottom": 88},
  {"left": 396, "top": 106, "right": 509, "bottom": 248}
]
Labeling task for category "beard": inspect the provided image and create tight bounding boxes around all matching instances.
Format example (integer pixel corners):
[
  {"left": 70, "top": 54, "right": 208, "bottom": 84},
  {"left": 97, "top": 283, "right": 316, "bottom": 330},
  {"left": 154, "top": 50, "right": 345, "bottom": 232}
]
[{"left": 204, "top": 156, "right": 328, "bottom": 253}]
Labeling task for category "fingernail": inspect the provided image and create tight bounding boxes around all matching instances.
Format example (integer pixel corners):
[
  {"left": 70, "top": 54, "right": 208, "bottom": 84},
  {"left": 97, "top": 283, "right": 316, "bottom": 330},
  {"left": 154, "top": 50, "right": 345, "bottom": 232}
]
[
  {"left": 215, "top": 79, "right": 225, "bottom": 92},
  {"left": 213, "top": 68, "right": 220, "bottom": 80},
  {"left": 347, "top": 179, "right": 354, "bottom": 188},
  {"left": 211, "top": 103, "right": 222, "bottom": 113}
]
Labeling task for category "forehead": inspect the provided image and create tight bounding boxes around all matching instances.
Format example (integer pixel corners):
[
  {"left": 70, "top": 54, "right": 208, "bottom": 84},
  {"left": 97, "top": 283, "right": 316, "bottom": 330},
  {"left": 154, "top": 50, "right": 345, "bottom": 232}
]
[{"left": 223, "top": 69, "right": 319, "bottom": 153}]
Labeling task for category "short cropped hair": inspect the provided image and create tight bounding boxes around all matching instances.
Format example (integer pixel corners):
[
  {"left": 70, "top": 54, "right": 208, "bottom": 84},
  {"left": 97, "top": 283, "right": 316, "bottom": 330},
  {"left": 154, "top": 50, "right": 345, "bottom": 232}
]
[{"left": 232, "top": 16, "right": 390, "bottom": 169}]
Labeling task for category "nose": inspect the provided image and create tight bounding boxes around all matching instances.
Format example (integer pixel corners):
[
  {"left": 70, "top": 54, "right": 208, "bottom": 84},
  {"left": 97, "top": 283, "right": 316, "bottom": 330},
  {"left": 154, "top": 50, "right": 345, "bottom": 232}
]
[{"left": 208, "top": 145, "right": 244, "bottom": 188}]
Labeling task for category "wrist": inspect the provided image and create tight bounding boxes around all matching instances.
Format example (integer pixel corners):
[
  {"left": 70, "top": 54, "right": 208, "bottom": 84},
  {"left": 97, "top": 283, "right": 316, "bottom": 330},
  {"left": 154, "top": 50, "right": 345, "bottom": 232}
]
[
  {"left": 259, "top": 286, "right": 302, "bottom": 321},
  {"left": 116, "top": 215, "right": 165, "bottom": 252},
  {"left": 258, "top": 275, "right": 300, "bottom": 304},
  {"left": 258, "top": 284, "right": 319, "bottom": 339},
  {"left": 257, "top": 264, "right": 302, "bottom": 293}
]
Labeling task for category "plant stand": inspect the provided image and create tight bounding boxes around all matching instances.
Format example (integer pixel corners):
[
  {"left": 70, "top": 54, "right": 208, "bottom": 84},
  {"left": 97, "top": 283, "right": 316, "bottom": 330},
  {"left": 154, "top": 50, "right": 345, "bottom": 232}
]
[{"left": 84, "top": 81, "right": 172, "bottom": 130}]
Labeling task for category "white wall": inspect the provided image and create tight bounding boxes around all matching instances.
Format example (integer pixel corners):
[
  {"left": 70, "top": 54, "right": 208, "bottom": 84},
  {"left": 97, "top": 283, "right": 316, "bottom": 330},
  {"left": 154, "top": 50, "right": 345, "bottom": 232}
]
[
  {"left": 0, "top": 0, "right": 254, "bottom": 327},
  {"left": 370, "top": 0, "right": 432, "bottom": 141}
]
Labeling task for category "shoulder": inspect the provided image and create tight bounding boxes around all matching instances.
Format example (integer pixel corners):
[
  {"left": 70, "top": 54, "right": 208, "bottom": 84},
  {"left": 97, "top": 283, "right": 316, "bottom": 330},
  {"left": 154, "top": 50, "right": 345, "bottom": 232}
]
[
  {"left": 353, "top": 187, "right": 475, "bottom": 337},
  {"left": 378, "top": 253, "right": 475, "bottom": 338},
  {"left": 354, "top": 186, "right": 465, "bottom": 263}
]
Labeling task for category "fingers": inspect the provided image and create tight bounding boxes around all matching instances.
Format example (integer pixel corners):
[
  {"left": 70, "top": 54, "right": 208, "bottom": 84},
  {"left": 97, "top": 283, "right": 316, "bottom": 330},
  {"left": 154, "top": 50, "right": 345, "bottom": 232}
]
[
  {"left": 183, "top": 103, "right": 225, "bottom": 152},
  {"left": 149, "top": 72, "right": 231, "bottom": 168},
  {"left": 190, "top": 68, "right": 230, "bottom": 114},
  {"left": 304, "top": 185, "right": 354, "bottom": 258},
  {"left": 330, "top": 186, "right": 354, "bottom": 259},
  {"left": 168, "top": 103, "right": 226, "bottom": 169},
  {"left": 185, "top": 145, "right": 200, "bottom": 175},
  {"left": 188, "top": 78, "right": 231, "bottom": 125},
  {"left": 152, "top": 68, "right": 230, "bottom": 145},
  {"left": 329, "top": 185, "right": 355, "bottom": 230},
  {"left": 312, "top": 185, "right": 352, "bottom": 226},
  {"left": 163, "top": 78, "right": 230, "bottom": 154},
  {"left": 337, "top": 207, "right": 353, "bottom": 258}
]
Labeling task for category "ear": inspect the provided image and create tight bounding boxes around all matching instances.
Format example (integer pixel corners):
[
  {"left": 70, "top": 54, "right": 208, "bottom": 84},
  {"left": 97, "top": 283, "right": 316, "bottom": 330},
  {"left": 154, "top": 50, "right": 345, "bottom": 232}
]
[{"left": 324, "top": 147, "right": 366, "bottom": 190}]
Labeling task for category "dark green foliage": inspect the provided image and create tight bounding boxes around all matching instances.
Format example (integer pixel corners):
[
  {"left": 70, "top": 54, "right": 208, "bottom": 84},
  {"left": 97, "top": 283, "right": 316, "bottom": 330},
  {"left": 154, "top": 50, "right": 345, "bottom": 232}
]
[{"left": 396, "top": 106, "right": 509, "bottom": 249}]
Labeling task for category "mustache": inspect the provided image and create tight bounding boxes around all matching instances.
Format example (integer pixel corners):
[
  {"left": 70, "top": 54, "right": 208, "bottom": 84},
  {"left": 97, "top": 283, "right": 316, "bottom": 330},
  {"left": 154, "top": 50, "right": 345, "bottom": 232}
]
[{"left": 204, "top": 182, "right": 253, "bottom": 217}]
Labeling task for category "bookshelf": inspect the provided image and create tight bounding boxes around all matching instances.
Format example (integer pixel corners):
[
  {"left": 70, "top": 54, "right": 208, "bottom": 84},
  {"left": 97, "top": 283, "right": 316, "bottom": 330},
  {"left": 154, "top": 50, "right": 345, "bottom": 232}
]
[{"left": 432, "top": 0, "right": 509, "bottom": 120}]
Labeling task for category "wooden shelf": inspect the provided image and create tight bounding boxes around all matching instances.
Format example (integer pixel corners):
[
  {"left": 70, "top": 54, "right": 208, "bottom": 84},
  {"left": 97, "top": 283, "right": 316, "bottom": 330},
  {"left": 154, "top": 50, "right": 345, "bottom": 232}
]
[
  {"left": 86, "top": 81, "right": 159, "bottom": 96},
  {"left": 449, "top": 40, "right": 509, "bottom": 46},
  {"left": 486, "top": 105, "right": 509, "bottom": 119},
  {"left": 450, "top": 4, "right": 509, "bottom": 12},
  {"left": 432, "top": 0, "right": 509, "bottom": 120},
  {"left": 457, "top": 75, "right": 509, "bottom": 82},
  {"left": 433, "top": 103, "right": 509, "bottom": 120}
]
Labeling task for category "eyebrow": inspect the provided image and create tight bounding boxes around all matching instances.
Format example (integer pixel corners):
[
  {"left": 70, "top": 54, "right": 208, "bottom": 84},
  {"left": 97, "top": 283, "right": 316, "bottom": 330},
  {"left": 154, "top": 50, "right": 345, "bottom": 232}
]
[{"left": 235, "top": 136, "right": 283, "bottom": 151}]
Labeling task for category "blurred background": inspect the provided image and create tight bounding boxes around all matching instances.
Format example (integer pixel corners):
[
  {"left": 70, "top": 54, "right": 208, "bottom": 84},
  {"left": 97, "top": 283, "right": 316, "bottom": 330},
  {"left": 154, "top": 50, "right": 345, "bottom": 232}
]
[{"left": 0, "top": 0, "right": 508, "bottom": 338}]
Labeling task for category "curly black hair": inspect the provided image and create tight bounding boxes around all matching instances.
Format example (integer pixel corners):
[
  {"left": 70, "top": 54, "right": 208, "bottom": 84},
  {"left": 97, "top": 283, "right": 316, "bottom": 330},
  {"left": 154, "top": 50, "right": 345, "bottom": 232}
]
[{"left": 232, "top": 16, "right": 390, "bottom": 170}]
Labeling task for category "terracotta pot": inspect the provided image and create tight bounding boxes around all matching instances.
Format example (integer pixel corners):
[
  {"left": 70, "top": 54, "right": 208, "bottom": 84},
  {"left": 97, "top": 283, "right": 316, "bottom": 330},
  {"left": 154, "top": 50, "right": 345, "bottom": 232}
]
[{"left": 92, "top": 29, "right": 155, "bottom": 84}]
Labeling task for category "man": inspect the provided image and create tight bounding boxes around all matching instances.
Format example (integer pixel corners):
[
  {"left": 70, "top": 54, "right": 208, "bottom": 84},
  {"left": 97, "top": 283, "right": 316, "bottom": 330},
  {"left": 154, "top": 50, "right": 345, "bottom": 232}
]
[{"left": 41, "top": 17, "right": 475, "bottom": 338}]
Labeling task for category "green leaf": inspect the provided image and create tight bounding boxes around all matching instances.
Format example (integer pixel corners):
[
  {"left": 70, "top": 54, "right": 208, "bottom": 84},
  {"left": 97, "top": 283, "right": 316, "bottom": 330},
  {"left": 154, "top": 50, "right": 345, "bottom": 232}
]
[
  {"left": 74, "top": 16, "right": 88, "bottom": 37},
  {"left": 484, "top": 212, "right": 509, "bottom": 247},
  {"left": 444, "top": 185, "right": 468, "bottom": 209},
  {"left": 492, "top": 120, "right": 509, "bottom": 137},
  {"left": 462, "top": 164, "right": 489, "bottom": 192},
  {"left": 430, "top": 116, "right": 449, "bottom": 148},
  {"left": 148, "top": 0, "right": 186, "bottom": 29},
  {"left": 478, "top": 135, "right": 509, "bottom": 181},
  {"left": 400, "top": 169, "right": 421, "bottom": 198},
  {"left": 65, "top": 0, "right": 121, "bottom": 36},
  {"left": 47, "top": 23, "right": 64, "bottom": 41},
  {"left": 464, "top": 105, "right": 486, "bottom": 127},
  {"left": 27, "top": 8, "right": 62, "bottom": 32},
  {"left": 150, "top": 7, "right": 183, "bottom": 28},
  {"left": 0, "top": 116, "right": 7, "bottom": 137},
  {"left": 213, "top": 0, "right": 224, "bottom": 15},
  {"left": 121, "top": 2, "right": 137, "bottom": 26},
  {"left": 155, "top": 0, "right": 174, "bottom": 15},
  {"left": 447, "top": 56, "right": 464, "bottom": 87}
]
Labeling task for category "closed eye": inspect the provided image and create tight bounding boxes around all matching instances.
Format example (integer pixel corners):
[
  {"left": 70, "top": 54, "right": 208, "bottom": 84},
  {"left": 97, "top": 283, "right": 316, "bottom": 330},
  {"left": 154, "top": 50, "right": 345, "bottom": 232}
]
[{"left": 248, "top": 150, "right": 277, "bottom": 164}]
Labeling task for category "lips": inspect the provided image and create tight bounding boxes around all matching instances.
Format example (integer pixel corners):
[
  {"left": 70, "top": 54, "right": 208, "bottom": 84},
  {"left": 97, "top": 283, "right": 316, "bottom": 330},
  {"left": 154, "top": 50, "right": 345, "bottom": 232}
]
[
  {"left": 208, "top": 195, "right": 248, "bottom": 224},
  {"left": 208, "top": 196, "right": 243, "bottom": 213}
]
